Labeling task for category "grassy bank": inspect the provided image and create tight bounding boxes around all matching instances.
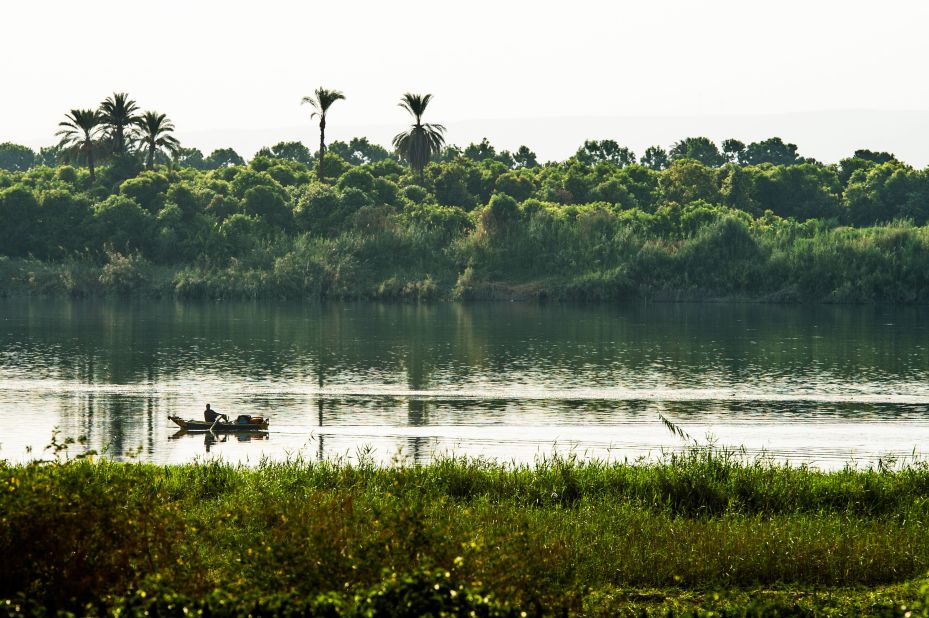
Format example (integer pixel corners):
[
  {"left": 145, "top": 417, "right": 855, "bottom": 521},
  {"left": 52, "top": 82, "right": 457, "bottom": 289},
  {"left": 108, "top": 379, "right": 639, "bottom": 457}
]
[
  {"left": 3, "top": 449, "right": 929, "bottom": 615},
  {"left": 3, "top": 217, "right": 929, "bottom": 303}
]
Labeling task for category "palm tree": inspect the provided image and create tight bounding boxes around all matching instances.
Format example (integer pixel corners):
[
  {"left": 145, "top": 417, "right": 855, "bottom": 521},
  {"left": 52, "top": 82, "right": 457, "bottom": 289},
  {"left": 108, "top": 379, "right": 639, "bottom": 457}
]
[
  {"left": 135, "top": 111, "right": 181, "bottom": 169},
  {"left": 392, "top": 93, "right": 445, "bottom": 181},
  {"left": 55, "top": 109, "right": 102, "bottom": 181},
  {"left": 301, "top": 87, "right": 345, "bottom": 179},
  {"left": 99, "top": 92, "right": 141, "bottom": 156}
]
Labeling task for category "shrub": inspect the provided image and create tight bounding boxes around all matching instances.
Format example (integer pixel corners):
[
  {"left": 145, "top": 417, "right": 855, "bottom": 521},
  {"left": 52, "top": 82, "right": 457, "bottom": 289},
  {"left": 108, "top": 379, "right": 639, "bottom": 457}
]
[
  {"left": 119, "top": 172, "right": 169, "bottom": 213},
  {"left": 91, "top": 195, "right": 153, "bottom": 255},
  {"left": 98, "top": 249, "right": 152, "bottom": 294}
]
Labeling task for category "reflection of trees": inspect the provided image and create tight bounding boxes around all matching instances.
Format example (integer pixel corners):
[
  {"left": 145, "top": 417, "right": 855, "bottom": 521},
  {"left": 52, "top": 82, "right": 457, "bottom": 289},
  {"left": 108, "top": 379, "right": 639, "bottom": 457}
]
[
  {"left": 9, "top": 299, "right": 928, "bottom": 391},
  {"left": 6, "top": 298, "right": 929, "bottom": 462},
  {"left": 407, "top": 399, "right": 428, "bottom": 426},
  {"left": 53, "top": 392, "right": 159, "bottom": 459},
  {"left": 405, "top": 400, "right": 431, "bottom": 463},
  {"left": 406, "top": 436, "right": 430, "bottom": 464},
  {"left": 55, "top": 392, "right": 97, "bottom": 450}
]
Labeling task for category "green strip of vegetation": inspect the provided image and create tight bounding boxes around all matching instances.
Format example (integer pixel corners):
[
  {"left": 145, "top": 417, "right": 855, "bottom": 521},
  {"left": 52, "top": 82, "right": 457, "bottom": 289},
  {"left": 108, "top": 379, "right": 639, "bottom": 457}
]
[
  {"left": 3, "top": 449, "right": 929, "bottom": 615},
  {"left": 3, "top": 91, "right": 929, "bottom": 303},
  {"left": 3, "top": 214, "right": 929, "bottom": 302}
]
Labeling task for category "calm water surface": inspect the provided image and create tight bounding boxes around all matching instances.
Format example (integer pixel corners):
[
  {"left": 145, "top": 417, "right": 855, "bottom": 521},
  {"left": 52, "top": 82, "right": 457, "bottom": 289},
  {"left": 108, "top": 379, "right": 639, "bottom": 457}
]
[{"left": 2, "top": 299, "right": 928, "bottom": 468}]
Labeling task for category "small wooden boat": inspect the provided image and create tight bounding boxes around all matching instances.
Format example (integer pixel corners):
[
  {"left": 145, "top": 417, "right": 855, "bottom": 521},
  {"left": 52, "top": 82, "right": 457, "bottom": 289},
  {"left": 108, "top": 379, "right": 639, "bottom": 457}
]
[{"left": 168, "top": 415, "right": 269, "bottom": 432}]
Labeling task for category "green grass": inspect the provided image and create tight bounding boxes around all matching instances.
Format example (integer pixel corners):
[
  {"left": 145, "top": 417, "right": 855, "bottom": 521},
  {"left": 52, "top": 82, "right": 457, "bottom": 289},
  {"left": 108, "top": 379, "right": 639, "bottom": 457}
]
[
  {"left": 4, "top": 219, "right": 929, "bottom": 303},
  {"left": 2, "top": 450, "right": 929, "bottom": 615}
]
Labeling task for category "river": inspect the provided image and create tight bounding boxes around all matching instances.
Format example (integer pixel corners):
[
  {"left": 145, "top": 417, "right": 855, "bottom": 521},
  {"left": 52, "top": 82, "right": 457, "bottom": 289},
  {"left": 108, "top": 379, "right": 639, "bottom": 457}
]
[{"left": 2, "top": 299, "right": 928, "bottom": 468}]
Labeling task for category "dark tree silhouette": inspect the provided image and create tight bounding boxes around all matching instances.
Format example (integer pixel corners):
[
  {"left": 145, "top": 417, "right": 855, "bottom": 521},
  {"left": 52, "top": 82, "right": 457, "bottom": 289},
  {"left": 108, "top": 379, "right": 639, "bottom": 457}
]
[
  {"left": 393, "top": 93, "right": 446, "bottom": 181},
  {"left": 99, "top": 92, "right": 141, "bottom": 156},
  {"left": 135, "top": 111, "right": 180, "bottom": 169},
  {"left": 301, "top": 88, "right": 346, "bottom": 179},
  {"left": 55, "top": 109, "right": 102, "bottom": 181}
]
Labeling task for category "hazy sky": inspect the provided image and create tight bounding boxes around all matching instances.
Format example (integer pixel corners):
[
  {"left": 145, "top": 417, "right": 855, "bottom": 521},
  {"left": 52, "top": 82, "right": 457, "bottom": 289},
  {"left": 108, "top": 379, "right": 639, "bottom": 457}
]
[{"left": 6, "top": 0, "right": 929, "bottom": 163}]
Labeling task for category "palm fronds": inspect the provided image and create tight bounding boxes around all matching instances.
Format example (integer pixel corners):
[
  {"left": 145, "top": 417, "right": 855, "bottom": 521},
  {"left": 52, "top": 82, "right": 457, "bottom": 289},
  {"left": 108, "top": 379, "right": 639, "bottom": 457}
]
[
  {"left": 393, "top": 93, "right": 445, "bottom": 180},
  {"left": 99, "top": 92, "right": 141, "bottom": 156},
  {"left": 55, "top": 109, "right": 102, "bottom": 180},
  {"left": 301, "top": 88, "right": 346, "bottom": 119},
  {"left": 134, "top": 111, "right": 180, "bottom": 169},
  {"left": 301, "top": 87, "right": 346, "bottom": 179}
]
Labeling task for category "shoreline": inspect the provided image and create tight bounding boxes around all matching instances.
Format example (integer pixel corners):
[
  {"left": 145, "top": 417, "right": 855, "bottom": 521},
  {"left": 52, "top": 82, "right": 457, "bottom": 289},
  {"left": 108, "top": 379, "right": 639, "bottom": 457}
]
[{"left": 3, "top": 256, "right": 929, "bottom": 305}]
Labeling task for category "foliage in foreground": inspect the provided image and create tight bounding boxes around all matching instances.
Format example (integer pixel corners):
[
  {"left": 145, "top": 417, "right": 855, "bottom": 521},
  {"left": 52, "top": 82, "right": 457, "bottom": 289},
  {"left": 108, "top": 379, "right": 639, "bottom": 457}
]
[{"left": 2, "top": 450, "right": 929, "bottom": 615}]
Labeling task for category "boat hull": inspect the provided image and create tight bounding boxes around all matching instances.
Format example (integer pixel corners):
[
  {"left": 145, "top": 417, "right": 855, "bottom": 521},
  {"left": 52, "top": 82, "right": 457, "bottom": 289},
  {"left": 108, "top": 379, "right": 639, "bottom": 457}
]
[{"left": 169, "top": 415, "right": 269, "bottom": 432}]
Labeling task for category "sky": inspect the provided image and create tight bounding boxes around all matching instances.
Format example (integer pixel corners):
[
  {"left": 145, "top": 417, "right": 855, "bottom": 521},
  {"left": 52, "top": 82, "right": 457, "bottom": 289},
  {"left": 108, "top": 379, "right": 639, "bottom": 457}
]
[{"left": 5, "top": 0, "right": 929, "bottom": 164}]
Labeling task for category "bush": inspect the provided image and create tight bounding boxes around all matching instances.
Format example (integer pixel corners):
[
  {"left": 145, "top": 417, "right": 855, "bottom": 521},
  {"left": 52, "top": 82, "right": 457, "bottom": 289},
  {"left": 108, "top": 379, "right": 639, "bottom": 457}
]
[
  {"left": 294, "top": 185, "right": 341, "bottom": 233},
  {"left": 0, "top": 185, "right": 40, "bottom": 257},
  {"left": 402, "top": 184, "right": 432, "bottom": 204},
  {"left": 98, "top": 249, "right": 153, "bottom": 294},
  {"left": 220, "top": 213, "right": 264, "bottom": 256},
  {"left": 337, "top": 168, "right": 377, "bottom": 194},
  {"left": 483, "top": 193, "right": 519, "bottom": 234},
  {"left": 91, "top": 195, "right": 153, "bottom": 255},
  {"left": 119, "top": 172, "right": 169, "bottom": 213},
  {"left": 244, "top": 184, "right": 292, "bottom": 229}
]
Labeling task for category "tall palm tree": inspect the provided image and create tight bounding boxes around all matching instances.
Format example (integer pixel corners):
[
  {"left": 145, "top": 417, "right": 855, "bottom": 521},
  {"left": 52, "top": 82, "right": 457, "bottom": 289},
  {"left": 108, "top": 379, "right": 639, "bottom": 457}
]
[
  {"left": 135, "top": 111, "right": 181, "bottom": 169},
  {"left": 392, "top": 93, "right": 445, "bottom": 181},
  {"left": 99, "top": 92, "right": 141, "bottom": 156},
  {"left": 55, "top": 109, "right": 102, "bottom": 181},
  {"left": 301, "top": 87, "right": 345, "bottom": 179}
]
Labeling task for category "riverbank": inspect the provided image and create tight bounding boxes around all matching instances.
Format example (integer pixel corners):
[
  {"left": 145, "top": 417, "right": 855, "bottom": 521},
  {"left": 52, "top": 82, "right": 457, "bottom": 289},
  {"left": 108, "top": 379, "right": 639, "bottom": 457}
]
[
  {"left": 2, "top": 450, "right": 928, "bottom": 616},
  {"left": 7, "top": 142, "right": 929, "bottom": 307},
  {"left": 3, "top": 217, "right": 929, "bottom": 305}
]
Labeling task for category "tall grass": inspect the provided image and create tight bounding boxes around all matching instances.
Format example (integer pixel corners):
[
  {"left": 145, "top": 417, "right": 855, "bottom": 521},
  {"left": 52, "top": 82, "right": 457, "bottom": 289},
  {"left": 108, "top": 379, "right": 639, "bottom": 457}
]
[
  {"left": 6, "top": 216, "right": 929, "bottom": 303},
  {"left": 2, "top": 451, "right": 929, "bottom": 614}
]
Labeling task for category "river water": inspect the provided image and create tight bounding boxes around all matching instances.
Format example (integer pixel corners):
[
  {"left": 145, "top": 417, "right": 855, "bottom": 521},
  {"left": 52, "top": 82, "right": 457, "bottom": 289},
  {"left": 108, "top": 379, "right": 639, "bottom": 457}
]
[{"left": 1, "top": 299, "right": 928, "bottom": 468}]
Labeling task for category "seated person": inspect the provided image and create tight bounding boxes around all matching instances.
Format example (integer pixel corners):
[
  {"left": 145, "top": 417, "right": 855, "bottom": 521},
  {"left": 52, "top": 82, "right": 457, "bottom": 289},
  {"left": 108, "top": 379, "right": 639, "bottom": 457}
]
[{"left": 203, "top": 403, "right": 229, "bottom": 423}]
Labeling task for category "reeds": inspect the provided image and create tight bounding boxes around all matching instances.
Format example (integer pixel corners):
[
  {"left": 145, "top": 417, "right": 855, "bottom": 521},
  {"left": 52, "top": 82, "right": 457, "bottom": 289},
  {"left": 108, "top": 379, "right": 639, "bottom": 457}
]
[
  {"left": 3, "top": 209, "right": 929, "bottom": 302},
  {"left": 2, "top": 451, "right": 928, "bottom": 614}
]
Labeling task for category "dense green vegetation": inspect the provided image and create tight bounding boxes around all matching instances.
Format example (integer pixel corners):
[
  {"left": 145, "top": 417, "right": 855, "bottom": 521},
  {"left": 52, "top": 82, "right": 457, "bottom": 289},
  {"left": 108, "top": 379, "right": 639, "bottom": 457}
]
[
  {"left": 3, "top": 91, "right": 929, "bottom": 302},
  {"left": 3, "top": 448, "right": 929, "bottom": 616}
]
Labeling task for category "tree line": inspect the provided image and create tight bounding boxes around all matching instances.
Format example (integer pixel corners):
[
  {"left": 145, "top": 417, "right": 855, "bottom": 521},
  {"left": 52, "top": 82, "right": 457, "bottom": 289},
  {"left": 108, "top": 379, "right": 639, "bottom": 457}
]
[
  {"left": 0, "top": 87, "right": 908, "bottom": 181},
  {"left": 0, "top": 88, "right": 451, "bottom": 181},
  {"left": 1, "top": 88, "right": 929, "bottom": 301}
]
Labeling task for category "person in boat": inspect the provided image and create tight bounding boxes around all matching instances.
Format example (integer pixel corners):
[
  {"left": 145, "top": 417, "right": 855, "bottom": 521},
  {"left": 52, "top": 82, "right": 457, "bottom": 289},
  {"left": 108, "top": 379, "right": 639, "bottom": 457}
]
[{"left": 203, "top": 403, "right": 229, "bottom": 424}]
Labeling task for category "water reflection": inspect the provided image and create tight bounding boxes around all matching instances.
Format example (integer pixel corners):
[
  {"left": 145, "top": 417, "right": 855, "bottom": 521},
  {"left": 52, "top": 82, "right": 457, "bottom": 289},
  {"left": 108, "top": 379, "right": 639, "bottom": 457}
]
[
  {"left": 2, "top": 299, "right": 929, "bottom": 467},
  {"left": 168, "top": 429, "right": 269, "bottom": 454}
]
